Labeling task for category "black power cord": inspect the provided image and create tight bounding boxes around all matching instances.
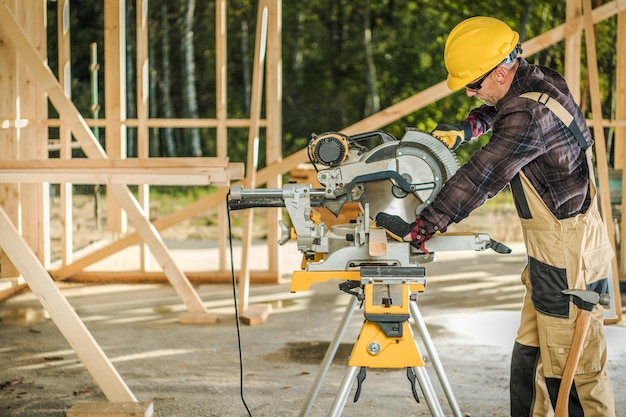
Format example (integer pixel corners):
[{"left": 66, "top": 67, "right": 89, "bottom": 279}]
[{"left": 226, "top": 192, "right": 253, "bottom": 417}]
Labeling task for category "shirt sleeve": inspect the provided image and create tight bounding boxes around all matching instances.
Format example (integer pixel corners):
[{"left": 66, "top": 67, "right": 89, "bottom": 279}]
[
  {"left": 466, "top": 105, "right": 498, "bottom": 138},
  {"left": 421, "top": 106, "right": 544, "bottom": 231}
]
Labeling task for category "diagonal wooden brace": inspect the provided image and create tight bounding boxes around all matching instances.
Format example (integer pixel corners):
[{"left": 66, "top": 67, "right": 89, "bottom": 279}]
[{"left": 0, "top": 0, "right": 211, "bottom": 319}]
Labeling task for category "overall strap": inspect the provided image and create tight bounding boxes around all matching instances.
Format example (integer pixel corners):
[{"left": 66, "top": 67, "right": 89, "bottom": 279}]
[
  {"left": 519, "top": 92, "right": 589, "bottom": 150},
  {"left": 510, "top": 92, "right": 593, "bottom": 219}
]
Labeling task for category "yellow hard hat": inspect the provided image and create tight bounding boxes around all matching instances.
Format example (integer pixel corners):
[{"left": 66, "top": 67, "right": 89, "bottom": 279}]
[{"left": 444, "top": 16, "right": 520, "bottom": 90}]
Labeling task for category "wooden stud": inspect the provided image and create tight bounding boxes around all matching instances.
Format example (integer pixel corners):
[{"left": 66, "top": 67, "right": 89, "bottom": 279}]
[
  {"left": 0, "top": 0, "right": 20, "bottom": 279},
  {"left": 239, "top": 303, "right": 273, "bottom": 327},
  {"left": 58, "top": 0, "right": 74, "bottom": 267},
  {"left": 581, "top": 0, "right": 623, "bottom": 322},
  {"left": 216, "top": 0, "right": 229, "bottom": 272},
  {"left": 137, "top": 0, "right": 150, "bottom": 272},
  {"left": 618, "top": 10, "right": 626, "bottom": 277},
  {"left": 239, "top": 0, "right": 271, "bottom": 324},
  {"left": 1, "top": 0, "right": 623, "bottom": 296},
  {"left": 565, "top": 0, "right": 582, "bottom": 102},
  {"left": 0, "top": 2, "right": 213, "bottom": 318},
  {"left": 104, "top": 0, "right": 127, "bottom": 234},
  {"left": 66, "top": 401, "right": 153, "bottom": 417},
  {"left": 18, "top": 0, "right": 50, "bottom": 267},
  {"left": 265, "top": 0, "right": 283, "bottom": 277}
]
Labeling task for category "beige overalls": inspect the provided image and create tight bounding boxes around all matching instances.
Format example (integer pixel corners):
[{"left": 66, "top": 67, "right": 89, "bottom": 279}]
[{"left": 511, "top": 165, "right": 615, "bottom": 416}]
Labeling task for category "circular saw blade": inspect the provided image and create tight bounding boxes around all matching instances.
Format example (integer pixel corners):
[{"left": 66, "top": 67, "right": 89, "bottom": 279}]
[
  {"left": 363, "top": 179, "right": 423, "bottom": 222},
  {"left": 363, "top": 130, "right": 459, "bottom": 222}
]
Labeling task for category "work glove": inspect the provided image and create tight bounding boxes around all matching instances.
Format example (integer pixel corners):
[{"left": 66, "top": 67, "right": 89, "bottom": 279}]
[
  {"left": 375, "top": 212, "right": 435, "bottom": 251},
  {"left": 431, "top": 120, "right": 472, "bottom": 150}
]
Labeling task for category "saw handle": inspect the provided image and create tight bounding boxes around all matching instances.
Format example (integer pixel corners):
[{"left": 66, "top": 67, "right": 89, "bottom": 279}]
[{"left": 431, "top": 121, "right": 472, "bottom": 150}]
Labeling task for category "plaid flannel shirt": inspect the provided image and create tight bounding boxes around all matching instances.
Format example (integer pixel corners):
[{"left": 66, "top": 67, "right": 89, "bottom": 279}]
[{"left": 421, "top": 58, "right": 593, "bottom": 232}]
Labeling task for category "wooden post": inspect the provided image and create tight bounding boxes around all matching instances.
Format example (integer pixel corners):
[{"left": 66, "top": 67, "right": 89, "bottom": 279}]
[
  {"left": 0, "top": 1, "right": 216, "bottom": 323},
  {"left": 18, "top": 0, "right": 50, "bottom": 267},
  {"left": 0, "top": 0, "right": 20, "bottom": 279},
  {"left": 216, "top": 0, "right": 228, "bottom": 272},
  {"left": 58, "top": 0, "right": 74, "bottom": 266},
  {"left": 618, "top": 10, "right": 626, "bottom": 277},
  {"left": 137, "top": 0, "right": 151, "bottom": 271},
  {"left": 239, "top": 0, "right": 272, "bottom": 325},
  {"left": 565, "top": 0, "right": 582, "bottom": 103},
  {"left": 104, "top": 0, "right": 128, "bottom": 234},
  {"left": 265, "top": 0, "right": 283, "bottom": 278},
  {"left": 581, "top": 0, "right": 623, "bottom": 322}
]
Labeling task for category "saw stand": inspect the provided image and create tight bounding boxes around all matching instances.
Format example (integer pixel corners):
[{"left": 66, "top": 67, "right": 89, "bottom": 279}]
[{"left": 298, "top": 265, "right": 463, "bottom": 417}]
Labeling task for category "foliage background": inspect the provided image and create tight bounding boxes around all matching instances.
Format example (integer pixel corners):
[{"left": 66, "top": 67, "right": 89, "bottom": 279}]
[{"left": 45, "top": 0, "right": 619, "bottom": 167}]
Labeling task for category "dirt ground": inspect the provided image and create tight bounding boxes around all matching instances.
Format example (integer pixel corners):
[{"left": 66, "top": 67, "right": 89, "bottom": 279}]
[
  {"left": 1, "top": 242, "right": 625, "bottom": 417},
  {"left": 1, "top": 192, "right": 625, "bottom": 417}
]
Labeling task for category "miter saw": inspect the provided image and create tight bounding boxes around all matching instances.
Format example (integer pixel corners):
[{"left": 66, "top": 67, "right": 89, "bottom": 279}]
[
  {"left": 306, "top": 128, "right": 458, "bottom": 221},
  {"left": 229, "top": 128, "right": 508, "bottom": 272},
  {"left": 227, "top": 128, "right": 510, "bottom": 417}
]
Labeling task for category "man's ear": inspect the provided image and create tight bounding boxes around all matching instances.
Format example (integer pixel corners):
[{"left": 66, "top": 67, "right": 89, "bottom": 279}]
[{"left": 495, "top": 68, "right": 506, "bottom": 82}]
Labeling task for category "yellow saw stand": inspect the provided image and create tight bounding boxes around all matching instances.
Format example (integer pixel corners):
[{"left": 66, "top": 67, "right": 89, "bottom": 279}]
[{"left": 295, "top": 266, "right": 463, "bottom": 417}]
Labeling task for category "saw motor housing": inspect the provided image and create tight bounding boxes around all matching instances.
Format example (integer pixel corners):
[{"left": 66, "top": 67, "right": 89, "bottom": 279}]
[{"left": 308, "top": 129, "right": 458, "bottom": 222}]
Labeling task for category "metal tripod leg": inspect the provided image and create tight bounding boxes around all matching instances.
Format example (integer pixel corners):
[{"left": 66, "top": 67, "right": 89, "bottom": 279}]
[
  {"left": 410, "top": 301, "right": 464, "bottom": 417},
  {"left": 325, "top": 333, "right": 446, "bottom": 417},
  {"left": 298, "top": 295, "right": 359, "bottom": 417},
  {"left": 413, "top": 365, "right": 446, "bottom": 417},
  {"left": 327, "top": 366, "right": 360, "bottom": 417}
]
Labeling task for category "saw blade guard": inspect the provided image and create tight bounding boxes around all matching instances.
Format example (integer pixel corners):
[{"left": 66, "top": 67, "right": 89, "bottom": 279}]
[{"left": 314, "top": 129, "right": 458, "bottom": 223}]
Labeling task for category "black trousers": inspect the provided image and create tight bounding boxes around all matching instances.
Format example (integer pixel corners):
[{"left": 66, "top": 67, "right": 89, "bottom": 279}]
[{"left": 510, "top": 341, "right": 584, "bottom": 417}]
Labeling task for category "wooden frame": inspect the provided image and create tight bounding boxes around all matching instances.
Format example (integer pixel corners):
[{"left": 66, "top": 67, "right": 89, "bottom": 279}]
[
  {"left": 0, "top": 0, "right": 623, "bottom": 410},
  {"left": 0, "top": 0, "right": 622, "bottom": 304}
]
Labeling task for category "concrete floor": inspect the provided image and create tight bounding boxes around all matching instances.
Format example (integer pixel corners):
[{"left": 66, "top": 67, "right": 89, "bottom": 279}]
[{"left": 1, "top": 241, "right": 625, "bottom": 417}]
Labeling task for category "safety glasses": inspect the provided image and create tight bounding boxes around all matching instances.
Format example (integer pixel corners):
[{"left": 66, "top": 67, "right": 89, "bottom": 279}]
[{"left": 465, "top": 66, "right": 496, "bottom": 92}]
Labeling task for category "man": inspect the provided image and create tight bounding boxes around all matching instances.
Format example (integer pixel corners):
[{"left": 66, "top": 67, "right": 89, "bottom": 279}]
[{"left": 376, "top": 16, "right": 615, "bottom": 417}]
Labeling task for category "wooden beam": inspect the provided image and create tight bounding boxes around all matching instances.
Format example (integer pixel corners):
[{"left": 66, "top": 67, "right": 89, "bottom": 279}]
[
  {"left": 60, "top": 270, "right": 283, "bottom": 285},
  {"left": 522, "top": 0, "right": 626, "bottom": 57},
  {"left": 18, "top": 0, "right": 50, "bottom": 267},
  {"left": 58, "top": 0, "right": 74, "bottom": 267},
  {"left": 239, "top": 0, "right": 269, "bottom": 317},
  {"left": 46, "top": 117, "right": 268, "bottom": 128},
  {"left": 0, "top": 172, "right": 236, "bottom": 186},
  {"left": 0, "top": 0, "right": 20, "bottom": 279},
  {"left": 0, "top": 205, "right": 137, "bottom": 402},
  {"left": 582, "top": 0, "right": 622, "bottom": 322},
  {"left": 618, "top": 10, "right": 626, "bottom": 276},
  {"left": 265, "top": 0, "right": 283, "bottom": 276},
  {"left": 0, "top": 157, "right": 234, "bottom": 168},
  {"left": 216, "top": 0, "right": 228, "bottom": 271},
  {"left": 104, "top": 0, "right": 127, "bottom": 233},
  {"left": 137, "top": 0, "right": 150, "bottom": 271},
  {"left": 43, "top": 0, "right": 626, "bottom": 284},
  {"left": 0, "top": 159, "right": 244, "bottom": 185},
  {"left": 565, "top": 0, "right": 582, "bottom": 101},
  {"left": 0, "top": 2, "right": 212, "bottom": 318}
]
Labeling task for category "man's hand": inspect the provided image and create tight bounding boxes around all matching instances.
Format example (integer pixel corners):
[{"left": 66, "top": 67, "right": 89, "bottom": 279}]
[
  {"left": 431, "top": 120, "right": 472, "bottom": 150},
  {"left": 375, "top": 213, "right": 435, "bottom": 250}
]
